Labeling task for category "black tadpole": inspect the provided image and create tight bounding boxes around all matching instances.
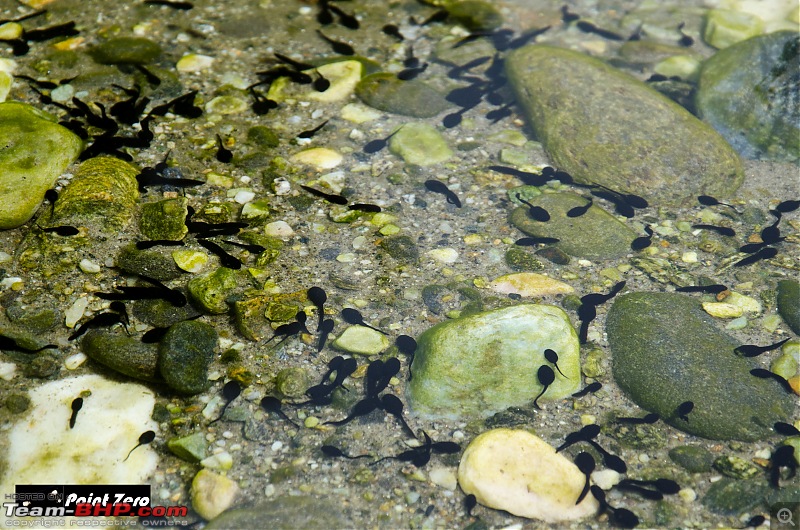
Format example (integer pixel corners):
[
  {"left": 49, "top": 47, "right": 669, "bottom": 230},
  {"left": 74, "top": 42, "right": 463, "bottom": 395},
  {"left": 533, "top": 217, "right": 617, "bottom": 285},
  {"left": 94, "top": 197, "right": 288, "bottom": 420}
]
[
  {"left": 630, "top": 225, "right": 654, "bottom": 250},
  {"left": 317, "top": 319, "right": 335, "bottom": 353},
  {"left": 124, "top": 430, "right": 156, "bottom": 461},
  {"left": 516, "top": 194, "right": 550, "bottom": 221},
  {"left": 424, "top": 180, "right": 462, "bottom": 208},
  {"left": 572, "top": 381, "right": 602, "bottom": 398},
  {"left": 533, "top": 365, "right": 555, "bottom": 409},
  {"left": 209, "top": 381, "right": 241, "bottom": 425},
  {"left": 381, "top": 394, "right": 415, "bottom": 438},
  {"left": 260, "top": 396, "right": 299, "bottom": 427},
  {"left": 574, "top": 452, "right": 595, "bottom": 504},
  {"left": 735, "top": 338, "right": 790, "bottom": 357},
  {"left": 321, "top": 444, "right": 370, "bottom": 460},
  {"left": 675, "top": 401, "right": 694, "bottom": 422},
  {"left": 316, "top": 30, "right": 355, "bottom": 55},
  {"left": 215, "top": 134, "right": 233, "bottom": 163},
  {"left": 69, "top": 397, "right": 83, "bottom": 429},
  {"left": 567, "top": 198, "right": 593, "bottom": 217},
  {"left": 464, "top": 494, "right": 477, "bottom": 517},
  {"left": 297, "top": 120, "right": 329, "bottom": 139},
  {"left": 307, "top": 286, "right": 327, "bottom": 331},
  {"left": 616, "top": 413, "right": 660, "bottom": 425},
  {"left": 543, "top": 349, "right": 567, "bottom": 378},
  {"left": 750, "top": 368, "right": 794, "bottom": 393},
  {"left": 363, "top": 130, "right": 398, "bottom": 154},
  {"left": 774, "top": 421, "right": 800, "bottom": 436},
  {"left": 342, "top": 307, "right": 387, "bottom": 335}
]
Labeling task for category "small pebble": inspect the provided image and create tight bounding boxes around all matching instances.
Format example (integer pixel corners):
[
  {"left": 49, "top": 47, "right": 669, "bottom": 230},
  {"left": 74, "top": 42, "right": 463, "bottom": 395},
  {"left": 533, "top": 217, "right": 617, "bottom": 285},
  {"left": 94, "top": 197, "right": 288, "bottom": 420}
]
[
  {"left": 64, "top": 353, "right": 88, "bottom": 370},
  {"left": 176, "top": 53, "right": 214, "bottom": 72},
  {"left": 591, "top": 469, "right": 622, "bottom": 490},
  {"left": 0, "top": 362, "right": 16, "bottom": 381},
  {"left": 65, "top": 297, "right": 89, "bottom": 328},
  {"left": 264, "top": 221, "right": 294, "bottom": 238},
  {"left": 79, "top": 259, "right": 101, "bottom": 274}
]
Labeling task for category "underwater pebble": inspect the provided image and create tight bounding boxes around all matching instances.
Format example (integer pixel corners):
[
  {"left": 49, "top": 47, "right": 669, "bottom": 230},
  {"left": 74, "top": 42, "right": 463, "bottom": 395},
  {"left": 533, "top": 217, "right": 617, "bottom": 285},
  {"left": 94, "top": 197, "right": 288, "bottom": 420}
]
[
  {"left": 0, "top": 361, "right": 16, "bottom": 381},
  {"left": 332, "top": 325, "right": 389, "bottom": 355},
  {"left": 591, "top": 469, "right": 622, "bottom": 490},
  {"left": 291, "top": 148, "right": 343, "bottom": 169},
  {"left": 173, "top": 250, "right": 208, "bottom": 274},
  {"left": 428, "top": 466, "right": 457, "bottom": 490},
  {"left": 176, "top": 53, "right": 214, "bottom": 72},
  {"left": 488, "top": 273, "right": 575, "bottom": 297},
  {"left": 702, "top": 302, "right": 743, "bottom": 318},
  {"left": 458, "top": 428, "right": 598, "bottom": 522},
  {"left": 65, "top": 297, "right": 88, "bottom": 328},
  {"left": 191, "top": 469, "right": 239, "bottom": 520},
  {"left": 78, "top": 259, "right": 101, "bottom": 274},
  {"left": 264, "top": 221, "right": 294, "bottom": 238},
  {"left": 64, "top": 353, "right": 87, "bottom": 370},
  {"left": 426, "top": 248, "right": 459, "bottom": 264},
  {"left": 200, "top": 451, "right": 233, "bottom": 471}
]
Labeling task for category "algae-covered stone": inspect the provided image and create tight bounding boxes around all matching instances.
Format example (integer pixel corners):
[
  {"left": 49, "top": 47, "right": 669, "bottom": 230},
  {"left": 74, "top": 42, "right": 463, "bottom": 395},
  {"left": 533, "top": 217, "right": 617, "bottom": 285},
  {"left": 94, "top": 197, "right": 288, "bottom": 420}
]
[
  {"left": 504, "top": 247, "right": 544, "bottom": 271},
  {"left": 702, "top": 478, "right": 770, "bottom": 515},
  {"left": 188, "top": 267, "right": 239, "bottom": 314},
  {"left": 158, "top": 320, "right": 217, "bottom": 395},
  {"left": 509, "top": 193, "right": 637, "bottom": 260},
  {"left": 191, "top": 469, "right": 239, "bottom": 521},
  {"left": 695, "top": 31, "right": 800, "bottom": 162},
  {"left": 355, "top": 73, "right": 451, "bottom": 118},
  {"left": 116, "top": 244, "right": 182, "bottom": 281},
  {"left": 505, "top": 45, "right": 743, "bottom": 205},
  {"left": 388, "top": 122, "right": 453, "bottom": 166},
  {"left": 82, "top": 330, "right": 161, "bottom": 382},
  {"left": 606, "top": 292, "right": 794, "bottom": 441},
  {"left": 247, "top": 126, "right": 279, "bottom": 149},
  {"left": 204, "top": 496, "right": 348, "bottom": 530},
  {"left": 777, "top": 280, "right": 800, "bottom": 334},
  {"left": 168, "top": 432, "right": 208, "bottom": 463},
  {"left": 668, "top": 445, "right": 715, "bottom": 473},
  {"left": 447, "top": 1, "right": 503, "bottom": 32},
  {"left": 379, "top": 235, "right": 419, "bottom": 264},
  {"left": 140, "top": 197, "right": 189, "bottom": 241},
  {"left": 458, "top": 428, "right": 598, "bottom": 522},
  {"left": 274, "top": 367, "right": 312, "bottom": 399},
  {"left": 713, "top": 455, "right": 760, "bottom": 479},
  {"left": 90, "top": 37, "right": 162, "bottom": 65},
  {"left": 703, "top": 9, "right": 764, "bottom": 50},
  {"left": 0, "top": 102, "right": 82, "bottom": 229},
  {"left": 332, "top": 325, "right": 390, "bottom": 355},
  {"left": 132, "top": 297, "right": 201, "bottom": 328},
  {"left": 408, "top": 304, "right": 580, "bottom": 419},
  {"left": 52, "top": 156, "right": 139, "bottom": 231}
]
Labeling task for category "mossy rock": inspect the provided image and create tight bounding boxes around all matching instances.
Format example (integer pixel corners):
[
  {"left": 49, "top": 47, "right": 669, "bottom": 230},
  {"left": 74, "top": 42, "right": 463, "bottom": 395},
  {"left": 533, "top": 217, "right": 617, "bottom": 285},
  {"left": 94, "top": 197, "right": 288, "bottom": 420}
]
[
  {"left": 81, "top": 330, "right": 161, "bottom": 383},
  {"left": 139, "top": 197, "right": 189, "bottom": 241},
  {"left": 777, "top": 279, "right": 800, "bottom": 334},
  {"left": 355, "top": 73, "right": 451, "bottom": 118},
  {"left": 158, "top": 320, "right": 217, "bottom": 395},
  {"left": 89, "top": 37, "right": 162, "bottom": 65}
]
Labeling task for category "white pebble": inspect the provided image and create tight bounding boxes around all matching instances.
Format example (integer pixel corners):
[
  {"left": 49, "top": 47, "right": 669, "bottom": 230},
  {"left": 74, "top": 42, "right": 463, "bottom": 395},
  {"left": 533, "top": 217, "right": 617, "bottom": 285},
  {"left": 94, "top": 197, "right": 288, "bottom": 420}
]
[
  {"left": 591, "top": 469, "right": 622, "bottom": 490},
  {"left": 0, "top": 277, "right": 22, "bottom": 289},
  {"left": 0, "top": 251, "right": 10, "bottom": 263},
  {"left": 176, "top": 53, "right": 214, "bottom": 72},
  {"left": 273, "top": 177, "right": 291, "bottom": 195},
  {"left": 0, "top": 361, "right": 16, "bottom": 381},
  {"left": 65, "top": 297, "right": 89, "bottom": 328},
  {"left": 79, "top": 259, "right": 101, "bottom": 274},
  {"left": 428, "top": 466, "right": 458, "bottom": 490},
  {"left": 681, "top": 251, "right": 698, "bottom": 263},
  {"left": 64, "top": 353, "right": 88, "bottom": 370},
  {"left": 271, "top": 441, "right": 283, "bottom": 451},
  {"left": 264, "top": 221, "right": 294, "bottom": 237},
  {"left": 233, "top": 190, "right": 255, "bottom": 204},
  {"left": 678, "top": 488, "right": 697, "bottom": 502},
  {"left": 426, "top": 248, "right": 459, "bottom": 264}
]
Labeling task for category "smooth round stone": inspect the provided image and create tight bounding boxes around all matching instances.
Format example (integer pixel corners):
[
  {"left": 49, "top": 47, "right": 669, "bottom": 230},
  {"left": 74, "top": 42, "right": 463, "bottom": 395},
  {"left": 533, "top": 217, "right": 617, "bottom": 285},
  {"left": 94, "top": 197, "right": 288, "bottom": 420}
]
[
  {"left": 204, "top": 496, "right": 348, "bottom": 530},
  {"left": 695, "top": 31, "right": 799, "bottom": 161},
  {"left": 191, "top": 469, "right": 239, "bottom": 521},
  {"left": 89, "top": 37, "right": 162, "bottom": 65},
  {"left": 509, "top": 192, "right": 637, "bottom": 260},
  {"left": 777, "top": 279, "right": 800, "bottom": 334},
  {"left": 505, "top": 45, "right": 743, "bottom": 206},
  {"left": 388, "top": 122, "right": 453, "bottom": 166},
  {"left": 332, "top": 325, "right": 389, "bottom": 355},
  {"left": 488, "top": 272, "right": 575, "bottom": 297},
  {"left": 355, "top": 73, "right": 451, "bottom": 118},
  {"left": 158, "top": 320, "right": 218, "bottom": 395},
  {"left": 82, "top": 330, "right": 161, "bottom": 383},
  {"left": 408, "top": 304, "right": 580, "bottom": 419},
  {"left": 458, "top": 428, "right": 598, "bottom": 522},
  {"left": 0, "top": 102, "right": 82, "bottom": 229},
  {"left": 606, "top": 292, "right": 795, "bottom": 441}
]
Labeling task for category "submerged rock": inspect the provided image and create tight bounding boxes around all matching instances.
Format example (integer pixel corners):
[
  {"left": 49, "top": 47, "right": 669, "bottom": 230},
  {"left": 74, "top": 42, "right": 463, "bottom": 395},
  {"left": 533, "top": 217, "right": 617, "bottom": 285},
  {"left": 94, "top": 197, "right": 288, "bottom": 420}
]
[
  {"left": 191, "top": 469, "right": 239, "bottom": 521},
  {"left": 509, "top": 192, "right": 637, "bottom": 260},
  {"left": 204, "top": 496, "right": 349, "bottom": 530},
  {"left": 158, "top": 320, "right": 217, "bottom": 395},
  {"left": 695, "top": 31, "right": 799, "bottom": 162},
  {"left": 355, "top": 73, "right": 451, "bottom": 118},
  {"left": 89, "top": 37, "right": 162, "bottom": 65},
  {"left": 408, "top": 304, "right": 580, "bottom": 419},
  {"left": 140, "top": 197, "right": 189, "bottom": 241},
  {"left": 458, "top": 429, "right": 598, "bottom": 522},
  {"left": 606, "top": 292, "right": 794, "bottom": 441},
  {"left": 778, "top": 279, "right": 800, "bottom": 334},
  {"left": 82, "top": 330, "right": 161, "bottom": 383},
  {"left": 505, "top": 45, "right": 743, "bottom": 205},
  {"left": 0, "top": 102, "right": 82, "bottom": 229},
  {"left": 388, "top": 122, "right": 453, "bottom": 166}
]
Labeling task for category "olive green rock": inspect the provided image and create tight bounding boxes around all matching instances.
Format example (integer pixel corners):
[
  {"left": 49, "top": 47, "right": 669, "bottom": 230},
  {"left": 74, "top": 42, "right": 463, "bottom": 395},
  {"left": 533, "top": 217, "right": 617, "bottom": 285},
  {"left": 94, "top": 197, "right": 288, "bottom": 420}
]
[
  {"left": 116, "top": 244, "right": 182, "bottom": 281},
  {"left": 379, "top": 235, "right": 419, "bottom": 264},
  {"left": 187, "top": 267, "right": 239, "bottom": 314},
  {"left": 205, "top": 496, "right": 349, "bottom": 530},
  {"left": 90, "top": 37, "right": 162, "bottom": 65},
  {"left": 82, "top": 330, "right": 161, "bottom": 382},
  {"left": 274, "top": 367, "right": 311, "bottom": 399},
  {"left": 668, "top": 445, "right": 715, "bottom": 473},
  {"left": 606, "top": 292, "right": 794, "bottom": 441},
  {"left": 167, "top": 432, "right": 208, "bottom": 463},
  {"left": 509, "top": 192, "right": 637, "bottom": 260},
  {"left": 446, "top": 1, "right": 504, "bottom": 32},
  {"left": 702, "top": 478, "right": 769, "bottom": 516},
  {"left": 52, "top": 156, "right": 139, "bottom": 231},
  {"left": 158, "top": 321, "right": 218, "bottom": 395},
  {"left": 695, "top": 31, "right": 800, "bottom": 162},
  {"left": 140, "top": 197, "right": 189, "bottom": 241},
  {"left": 355, "top": 73, "right": 451, "bottom": 118},
  {"left": 408, "top": 304, "right": 581, "bottom": 419},
  {"left": 505, "top": 45, "right": 743, "bottom": 205},
  {"left": 388, "top": 122, "right": 453, "bottom": 166},
  {"left": 776, "top": 280, "right": 800, "bottom": 335},
  {"left": 0, "top": 102, "right": 82, "bottom": 229}
]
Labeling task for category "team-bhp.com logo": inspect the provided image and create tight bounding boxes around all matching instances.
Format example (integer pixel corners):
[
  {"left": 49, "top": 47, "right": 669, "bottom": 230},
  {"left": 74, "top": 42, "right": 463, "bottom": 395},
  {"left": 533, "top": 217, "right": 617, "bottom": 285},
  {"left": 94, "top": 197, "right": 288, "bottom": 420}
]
[{"left": 4, "top": 485, "right": 187, "bottom": 523}]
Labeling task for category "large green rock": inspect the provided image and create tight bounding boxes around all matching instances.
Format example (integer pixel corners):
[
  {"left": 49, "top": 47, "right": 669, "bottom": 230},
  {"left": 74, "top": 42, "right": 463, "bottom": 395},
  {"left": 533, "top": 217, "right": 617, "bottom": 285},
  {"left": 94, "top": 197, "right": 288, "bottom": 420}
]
[
  {"left": 505, "top": 45, "right": 743, "bottom": 206},
  {"left": 606, "top": 292, "right": 794, "bottom": 441},
  {"left": 0, "top": 102, "right": 83, "bottom": 229},
  {"left": 51, "top": 156, "right": 140, "bottom": 231},
  {"left": 777, "top": 279, "right": 800, "bottom": 334},
  {"left": 408, "top": 304, "right": 580, "bottom": 419},
  {"left": 695, "top": 31, "right": 800, "bottom": 162},
  {"left": 355, "top": 73, "right": 451, "bottom": 118},
  {"left": 509, "top": 192, "right": 637, "bottom": 260},
  {"left": 158, "top": 320, "right": 217, "bottom": 395}
]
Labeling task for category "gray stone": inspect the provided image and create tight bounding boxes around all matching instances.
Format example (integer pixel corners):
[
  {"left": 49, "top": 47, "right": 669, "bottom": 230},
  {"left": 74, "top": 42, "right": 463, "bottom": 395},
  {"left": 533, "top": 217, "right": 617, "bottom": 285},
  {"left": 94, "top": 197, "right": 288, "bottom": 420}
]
[
  {"left": 408, "top": 304, "right": 580, "bottom": 419},
  {"left": 668, "top": 445, "right": 715, "bottom": 473},
  {"left": 0, "top": 102, "right": 82, "bottom": 229},
  {"left": 777, "top": 279, "right": 800, "bottom": 334},
  {"left": 355, "top": 73, "right": 451, "bottom": 118},
  {"left": 158, "top": 320, "right": 217, "bottom": 395},
  {"left": 702, "top": 478, "right": 769, "bottom": 516},
  {"left": 606, "top": 292, "right": 794, "bottom": 441},
  {"left": 505, "top": 45, "right": 743, "bottom": 206},
  {"left": 204, "top": 496, "right": 349, "bottom": 530},
  {"left": 116, "top": 244, "right": 183, "bottom": 282},
  {"left": 695, "top": 31, "right": 799, "bottom": 162},
  {"left": 509, "top": 192, "right": 637, "bottom": 260}
]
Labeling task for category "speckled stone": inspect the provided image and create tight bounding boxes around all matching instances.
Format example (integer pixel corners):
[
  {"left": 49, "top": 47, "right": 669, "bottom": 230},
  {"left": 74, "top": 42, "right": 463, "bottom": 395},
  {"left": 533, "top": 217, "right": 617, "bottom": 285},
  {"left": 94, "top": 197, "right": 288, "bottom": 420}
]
[
  {"left": 158, "top": 321, "right": 217, "bottom": 395},
  {"left": 505, "top": 45, "right": 743, "bottom": 205},
  {"left": 606, "top": 292, "right": 794, "bottom": 441},
  {"left": 140, "top": 197, "right": 189, "bottom": 241}
]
